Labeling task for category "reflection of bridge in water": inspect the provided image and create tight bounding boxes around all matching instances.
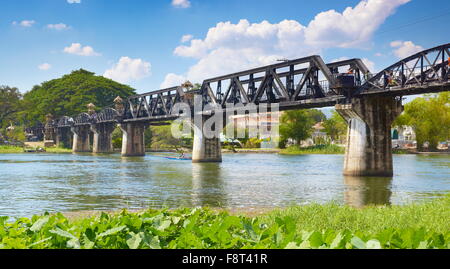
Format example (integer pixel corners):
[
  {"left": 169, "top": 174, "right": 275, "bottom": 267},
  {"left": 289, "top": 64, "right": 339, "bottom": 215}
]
[{"left": 41, "top": 43, "right": 450, "bottom": 177}]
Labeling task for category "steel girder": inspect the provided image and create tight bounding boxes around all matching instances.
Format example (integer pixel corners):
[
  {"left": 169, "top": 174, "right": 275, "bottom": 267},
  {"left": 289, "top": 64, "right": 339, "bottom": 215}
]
[{"left": 356, "top": 43, "right": 450, "bottom": 96}]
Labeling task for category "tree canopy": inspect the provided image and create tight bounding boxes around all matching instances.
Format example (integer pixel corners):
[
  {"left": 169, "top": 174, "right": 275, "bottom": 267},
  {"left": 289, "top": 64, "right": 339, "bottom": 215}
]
[
  {"left": 394, "top": 92, "right": 450, "bottom": 150},
  {"left": 323, "top": 110, "right": 348, "bottom": 143},
  {"left": 20, "top": 69, "right": 136, "bottom": 124},
  {"left": 279, "top": 110, "right": 315, "bottom": 146},
  {"left": 0, "top": 86, "right": 23, "bottom": 129}
]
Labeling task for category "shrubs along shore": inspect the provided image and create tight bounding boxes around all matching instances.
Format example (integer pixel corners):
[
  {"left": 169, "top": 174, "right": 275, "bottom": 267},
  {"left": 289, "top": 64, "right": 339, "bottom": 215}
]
[{"left": 0, "top": 195, "right": 449, "bottom": 249}]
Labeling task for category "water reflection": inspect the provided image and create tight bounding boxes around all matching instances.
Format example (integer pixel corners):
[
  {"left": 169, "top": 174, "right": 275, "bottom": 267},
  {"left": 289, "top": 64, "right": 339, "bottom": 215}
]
[
  {"left": 344, "top": 176, "right": 393, "bottom": 207},
  {"left": 191, "top": 163, "right": 228, "bottom": 207}
]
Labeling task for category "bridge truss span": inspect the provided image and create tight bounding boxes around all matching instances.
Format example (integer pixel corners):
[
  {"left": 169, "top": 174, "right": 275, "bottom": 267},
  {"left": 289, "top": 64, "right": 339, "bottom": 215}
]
[{"left": 358, "top": 43, "right": 450, "bottom": 96}]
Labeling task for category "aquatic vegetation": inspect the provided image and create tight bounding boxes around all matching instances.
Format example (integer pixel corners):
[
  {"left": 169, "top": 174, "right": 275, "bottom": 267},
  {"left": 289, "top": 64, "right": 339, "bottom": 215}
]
[
  {"left": 0, "top": 196, "right": 449, "bottom": 249},
  {"left": 280, "top": 144, "right": 345, "bottom": 155}
]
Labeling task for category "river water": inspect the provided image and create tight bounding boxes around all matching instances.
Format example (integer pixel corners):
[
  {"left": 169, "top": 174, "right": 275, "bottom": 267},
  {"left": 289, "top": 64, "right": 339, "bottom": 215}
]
[{"left": 0, "top": 153, "right": 448, "bottom": 217}]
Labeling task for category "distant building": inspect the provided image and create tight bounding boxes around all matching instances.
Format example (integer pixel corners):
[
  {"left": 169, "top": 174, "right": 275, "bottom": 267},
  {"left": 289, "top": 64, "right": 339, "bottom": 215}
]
[
  {"left": 392, "top": 126, "right": 416, "bottom": 149},
  {"left": 311, "top": 122, "right": 328, "bottom": 144}
]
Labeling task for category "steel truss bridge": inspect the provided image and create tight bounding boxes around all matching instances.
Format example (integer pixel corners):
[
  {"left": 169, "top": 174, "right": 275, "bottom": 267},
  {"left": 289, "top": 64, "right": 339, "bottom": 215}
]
[{"left": 45, "top": 43, "right": 449, "bottom": 129}]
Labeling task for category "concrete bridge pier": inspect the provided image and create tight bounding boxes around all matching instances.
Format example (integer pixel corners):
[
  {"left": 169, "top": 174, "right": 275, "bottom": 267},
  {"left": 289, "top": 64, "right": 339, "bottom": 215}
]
[
  {"left": 192, "top": 116, "right": 222, "bottom": 163},
  {"left": 119, "top": 122, "right": 147, "bottom": 157},
  {"left": 336, "top": 96, "right": 403, "bottom": 177},
  {"left": 55, "top": 127, "right": 72, "bottom": 148},
  {"left": 71, "top": 126, "right": 91, "bottom": 153},
  {"left": 91, "top": 123, "right": 116, "bottom": 153}
]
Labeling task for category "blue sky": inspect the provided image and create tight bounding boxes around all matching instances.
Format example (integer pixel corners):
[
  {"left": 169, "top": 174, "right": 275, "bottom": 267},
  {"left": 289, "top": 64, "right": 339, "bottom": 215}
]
[{"left": 1, "top": 0, "right": 449, "bottom": 94}]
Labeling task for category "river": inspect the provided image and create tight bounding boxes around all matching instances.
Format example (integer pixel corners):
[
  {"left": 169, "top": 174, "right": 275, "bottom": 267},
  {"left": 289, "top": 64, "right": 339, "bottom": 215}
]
[{"left": 0, "top": 153, "right": 449, "bottom": 217}]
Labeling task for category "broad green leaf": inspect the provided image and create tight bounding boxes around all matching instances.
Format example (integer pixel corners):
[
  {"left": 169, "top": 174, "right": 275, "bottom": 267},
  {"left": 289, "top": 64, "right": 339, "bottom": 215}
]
[
  {"left": 126, "top": 233, "right": 142, "bottom": 249},
  {"left": 50, "top": 228, "right": 77, "bottom": 240},
  {"left": 28, "top": 237, "right": 52, "bottom": 248},
  {"left": 330, "top": 233, "right": 343, "bottom": 249},
  {"left": 309, "top": 231, "right": 323, "bottom": 248},
  {"left": 30, "top": 216, "right": 50, "bottom": 232},
  {"left": 83, "top": 236, "right": 95, "bottom": 249},
  {"left": 366, "top": 240, "right": 382, "bottom": 249},
  {"left": 157, "top": 220, "right": 172, "bottom": 231},
  {"left": 172, "top": 216, "right": 181, "bottom": 225},
  {"left": 418, "top": 241, "right": 428, "bottom": 249},
  {"left": 67, "top": 238, "right": 81, "bottom": 249},
  {"left": 298, "top": 240, "right": 312, "bottom": 249},
  {"left": 351, "top": 237, "right": 367, "bottom": 249},
  {"left": 285, "top": 242, "right": 301, "bottom": 249},
  {"left": 149, "top": 236, "right": 161, "bottom": 249},
  {"left": 97, "top": 225, "right": 126, "bottom": 238}
]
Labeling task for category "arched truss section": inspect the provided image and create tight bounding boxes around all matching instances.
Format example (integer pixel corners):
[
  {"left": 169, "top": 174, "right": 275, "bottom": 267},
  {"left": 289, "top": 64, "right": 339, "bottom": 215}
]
[
  {"left": 125, "top": 86, "right": 186, "bottom": 121},
  {"left": 356, "top": 43, "right": 450, "bottom": 96},
  {"left": 57, "top": 116, "right": 74, "bottom": 128},
  {"left": 73, "top": 113, "right": 92, "bottom": 126},
  {"left": 200, "top": 56, "right": 369, "bottom": 106},
  {"left": 95, "top": 107, "right": 119, "bottom": 123}
]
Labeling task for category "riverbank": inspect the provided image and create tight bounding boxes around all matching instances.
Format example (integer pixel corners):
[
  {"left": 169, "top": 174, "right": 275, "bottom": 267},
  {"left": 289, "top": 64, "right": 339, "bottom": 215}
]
[
  {"left": 0, "top": 145, "right": 72, "bottom": 154},
  {"left": 280, "top": 144, "right": 346, "bottom": 155},
  {"left": 1, "top": 195, "right": 448, "bottom": 249}
]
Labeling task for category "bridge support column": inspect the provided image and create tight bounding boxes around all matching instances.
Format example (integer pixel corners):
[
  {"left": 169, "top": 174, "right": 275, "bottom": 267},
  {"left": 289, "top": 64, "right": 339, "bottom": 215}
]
[
  {"left": 56, "top": 127, "right": 72, "bottom": 148},
  {"left": 71, "top": 126, "right": 91, "bottom": 153},
  {"left": 91, "top": 123, "right": 115, "bottom": 153},
  {"left": 192, "top": 116, "right": 222, "bottom": 163},
  {"left": 119, "top": 122, "right": 147, "bottom": 157},
  {"left": 336, "top": 96, "right": 403, "bottom": 177}
]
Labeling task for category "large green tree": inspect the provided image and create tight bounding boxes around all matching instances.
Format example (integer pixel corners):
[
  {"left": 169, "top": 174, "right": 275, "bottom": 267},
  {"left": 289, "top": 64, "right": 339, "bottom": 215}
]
[
  {"left": 20, "top": 69, "right": 136, "bottom": 124},
  {"left": 394, "top": 92, "right": 450, "bottom": 151},
  {"left": 323, "top": 110, "right": 348, "bottom": 143},
  {"left": 0, "top": 86, "right": 23, "bottom": 129},
  {"left": 279, "top": 110, "right": 315, "bottom": 146},
  {"left": 306, "top": 109, "right": 327, "bottom": 123}
]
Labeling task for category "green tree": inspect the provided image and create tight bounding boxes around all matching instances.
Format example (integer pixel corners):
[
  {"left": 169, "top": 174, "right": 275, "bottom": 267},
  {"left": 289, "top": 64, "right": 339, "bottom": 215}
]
[
  {"left": 394, "top": 92, "right": 450, "bottom": 151},
  {"left": 323, "top": 110, "right": 348, "bottom": 143},
  {"left": 306, "top": 109, "right": 327, "bottom": 123},
  {"left": 0, "top": 86, "right": 23, "bottom": 129},
  {"left": 150, "top": 123, "right": 191, "bottom": 150},
  {"left": 279, "top": 110, "right": 314, "bottom": 147},
  {"left": 20, "top": 69, "right": 136, "bottom": 125}
]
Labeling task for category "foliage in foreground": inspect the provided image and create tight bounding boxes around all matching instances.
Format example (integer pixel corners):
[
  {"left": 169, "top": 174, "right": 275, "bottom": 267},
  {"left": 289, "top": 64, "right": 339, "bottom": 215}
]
[{"left": 0, "top": 196, "right": 449, "bottom": 249}]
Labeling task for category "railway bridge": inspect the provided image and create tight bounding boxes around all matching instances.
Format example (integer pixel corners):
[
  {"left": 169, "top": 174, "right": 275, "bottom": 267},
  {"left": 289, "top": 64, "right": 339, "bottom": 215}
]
[{"left": 42, "top": 43, "right": 450, "bottom": 177}]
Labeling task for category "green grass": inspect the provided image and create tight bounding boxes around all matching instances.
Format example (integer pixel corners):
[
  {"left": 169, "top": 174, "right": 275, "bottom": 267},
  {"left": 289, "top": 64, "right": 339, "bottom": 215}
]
[
  {"left": 0, "top": 196, "right": 449, "bottom": 249},
  {"left": 280, "top": 144, "right": 345, "bottom": 155},
  {"left": 0, "top": 145, "right": 25, "bottom": 153},
  {"left": 0, "top": 145, "right": 72, "bottom": 154},
  {"left": 45, "top": 147, "right": 72, "bottom": 153}
]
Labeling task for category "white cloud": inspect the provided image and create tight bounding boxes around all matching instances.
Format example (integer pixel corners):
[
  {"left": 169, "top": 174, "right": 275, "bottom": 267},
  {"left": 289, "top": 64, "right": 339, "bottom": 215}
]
[
  {"left": 63, "top": 43, "right": 101, "bottom": 56},
  {"left": 172, "top": 0, "right": 191, "bottom": 8},
  {"left": 160, "top": 73, "right": 187, "bottom": 89},
  {"left": 390, "top": 40, "right": 424, "bottom": 59},
  {"left": 12, "top": 20, "right": 36, "bottom": 27},
  {"left": 164, "top": 0, "right": 410, "bottom": 85},
  {"left": 104, "top": 57, "right": 151, "bottom": 84},
  {"left": 47, "top": 23, "right": 70, "bottom": 30},
  {"left": 38, "top": 63, "right": 51, "bottom": 71},
  {"left": 181, "top": 34, "right": 194, "bottom": 43},
  {"left": 374, "top": 52, "right": 383, "bottom": 57},
  {"left": 362, "top": 58, "right": 376, "bottom": 72},
  {"left": 67, "top": 0, "right": 81, "bottom": 3},
  {"left": 304, "top": 0, "right": 410, "bottom": 48}
]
